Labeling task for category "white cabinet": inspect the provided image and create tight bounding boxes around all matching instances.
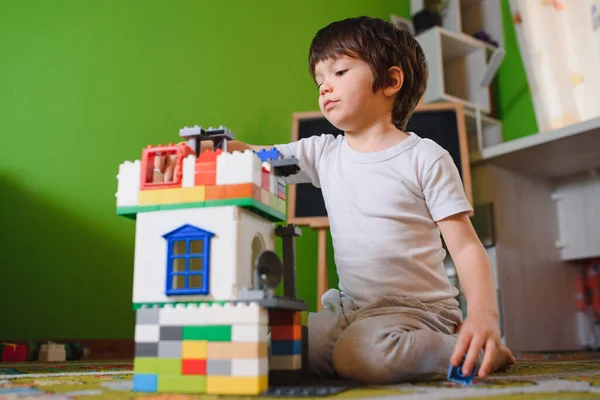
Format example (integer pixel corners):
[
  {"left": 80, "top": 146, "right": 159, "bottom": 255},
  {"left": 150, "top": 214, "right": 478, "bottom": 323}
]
[{"left": 553, "top": 173, "right": 600, "bottom": 261}]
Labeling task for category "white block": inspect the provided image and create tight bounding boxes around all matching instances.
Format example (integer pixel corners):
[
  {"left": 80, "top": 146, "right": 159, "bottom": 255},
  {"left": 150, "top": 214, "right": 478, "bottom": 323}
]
[
  {"left": 270, "top": 355, "right": 302, "bottom": 370},
  {"left": 158, "top": 302, "right": 268, "bottom": 326},
  {"left": 132, "top": 207, "right": 238, "bottom": 304},
  {"left": 232, "top": 324, "right": 268, "bottom": 342},
  {"left": 216, "top": 150, "right": 262, "bottom": 186},
  {"left": 231, "top": 357, "right": 268, "bottom": 377},
  {"left": 182, "top": 154, "right": 196, "bottom": 187},
  {"left": 236, "top": 208, "right": 276, "bottom": 293},
  {"left": 269, "top": 171, "right": 277, "bottom": 194},
  {"left": 115, "top": 160, "right": 141, "bottom": 207},
  {"left": 134, "top": 324, "right": 160, "bottom": 343}
]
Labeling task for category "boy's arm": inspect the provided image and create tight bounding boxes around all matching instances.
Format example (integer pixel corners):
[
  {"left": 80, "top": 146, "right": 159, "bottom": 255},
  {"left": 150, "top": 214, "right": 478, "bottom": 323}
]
[
  {"left": 199, "top": 140, "right": 272, "bottom": 152},
  {"left": 437, "top": 212, "right": 500, "bottom": 378}
]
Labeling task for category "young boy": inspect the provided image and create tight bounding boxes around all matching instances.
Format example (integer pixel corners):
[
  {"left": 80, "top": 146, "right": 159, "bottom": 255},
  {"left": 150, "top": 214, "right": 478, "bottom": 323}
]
[{"left": 205, "top": 15, "right": 515, "bottom": 384}]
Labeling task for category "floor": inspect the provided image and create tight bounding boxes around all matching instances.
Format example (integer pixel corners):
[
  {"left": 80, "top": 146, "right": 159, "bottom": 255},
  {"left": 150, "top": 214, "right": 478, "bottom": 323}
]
[{"left": 1, "top": 352, "right": 600, "bottom": 399}]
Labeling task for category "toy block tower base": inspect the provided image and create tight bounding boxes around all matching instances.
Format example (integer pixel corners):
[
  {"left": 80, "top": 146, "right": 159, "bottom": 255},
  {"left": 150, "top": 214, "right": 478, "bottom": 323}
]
[
  {"left": 117, "top": 126, "right": 309, "bottom": 395},
  {"left": 132, "top": 302, "right": 307, "bottom": 395}
]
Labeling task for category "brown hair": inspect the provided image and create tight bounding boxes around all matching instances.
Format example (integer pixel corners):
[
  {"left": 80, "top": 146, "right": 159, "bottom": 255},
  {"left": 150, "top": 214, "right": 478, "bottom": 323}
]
[{"left": 308, "top": 16, "right": 427, "bottom": 130}]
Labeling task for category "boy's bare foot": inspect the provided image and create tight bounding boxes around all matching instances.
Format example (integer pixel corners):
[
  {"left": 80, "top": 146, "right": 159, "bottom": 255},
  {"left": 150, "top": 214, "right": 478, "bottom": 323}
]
[{"left": 493, "top": 344, "right": 516, "bottom": 372}]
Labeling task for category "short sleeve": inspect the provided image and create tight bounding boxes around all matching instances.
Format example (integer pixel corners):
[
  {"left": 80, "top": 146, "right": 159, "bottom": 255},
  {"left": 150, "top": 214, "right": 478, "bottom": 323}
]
[
  {"left": 274, "top": 134, "right": 334, "bottom": 187},
  {"left": 422, "top": 152, "right": 473, "bottom": 221}
]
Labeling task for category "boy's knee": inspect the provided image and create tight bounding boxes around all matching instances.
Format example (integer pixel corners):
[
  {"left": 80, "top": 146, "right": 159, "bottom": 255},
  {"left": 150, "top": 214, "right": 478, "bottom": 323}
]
[
  {"left": 332, "top": 325, "right": 405, "bottom": 384},
  {"left": 332, "top": 324, "right": 451, "bottom": 384}
]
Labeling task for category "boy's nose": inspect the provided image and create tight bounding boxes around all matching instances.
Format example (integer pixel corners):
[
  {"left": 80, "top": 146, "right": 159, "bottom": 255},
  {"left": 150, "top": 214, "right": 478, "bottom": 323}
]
[{"left": 320, "top": 82, "right": 333, "bottom": 96}]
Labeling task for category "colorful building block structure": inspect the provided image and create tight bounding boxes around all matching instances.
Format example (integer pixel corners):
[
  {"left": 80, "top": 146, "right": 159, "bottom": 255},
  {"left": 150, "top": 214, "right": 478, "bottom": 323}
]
[{"left": 116, "top": 125, "right": 308, "bottom": 395}]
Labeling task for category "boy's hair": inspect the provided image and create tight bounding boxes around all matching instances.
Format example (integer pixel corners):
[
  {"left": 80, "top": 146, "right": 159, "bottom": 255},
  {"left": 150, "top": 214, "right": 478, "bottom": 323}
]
[{"left": 308, "top": 16, "right": 427, "bottom": 130}]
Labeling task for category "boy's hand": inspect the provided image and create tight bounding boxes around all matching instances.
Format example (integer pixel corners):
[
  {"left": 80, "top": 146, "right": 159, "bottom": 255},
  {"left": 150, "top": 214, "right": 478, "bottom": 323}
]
[{"left": 450, "top": 311, "right": 501, "bottom": 378}]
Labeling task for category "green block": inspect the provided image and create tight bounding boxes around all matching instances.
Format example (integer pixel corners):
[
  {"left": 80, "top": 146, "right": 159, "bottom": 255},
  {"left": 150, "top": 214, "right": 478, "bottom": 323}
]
[
  {"left": 132, "top": 300, "right": 227, "bottom": 311},
  {"left": 158, "top": 375, "right": 206, "bottom": 393},
  {"left": 157, "top": 358, "right": 182, "bottom": 375},
  {"left": 183, "top": 325, "right": 232, "bottom": 341},
  {"left": 116, "top": 197, "right": 285, "bottom": 222},
  {"left": 134, "top": 357, "right": 159, "bottom": 373},
  {"left": 277, "top": 198, "right": 286, "bottom": 214},
  {"left": 249, "top": 199, "right": 285, "bottom": 222}
]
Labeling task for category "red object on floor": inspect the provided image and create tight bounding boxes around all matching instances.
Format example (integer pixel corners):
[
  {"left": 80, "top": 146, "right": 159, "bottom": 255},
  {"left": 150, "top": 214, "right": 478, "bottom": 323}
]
[{"left": 0, "top": 343, "right": 27, "bottom": 362}]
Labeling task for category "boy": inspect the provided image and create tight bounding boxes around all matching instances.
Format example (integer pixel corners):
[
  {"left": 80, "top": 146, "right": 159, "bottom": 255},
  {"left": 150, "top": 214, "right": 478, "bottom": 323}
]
[{"left": 204, "top": 16, "right": 515, "bottom": 383}]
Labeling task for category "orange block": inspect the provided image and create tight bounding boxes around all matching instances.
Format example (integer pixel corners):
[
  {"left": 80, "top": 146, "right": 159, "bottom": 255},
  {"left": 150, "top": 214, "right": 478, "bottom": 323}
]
[
  {"left": 271, "top": 324, "right": 302, "bottom": 340},
  {"left": 195, "top": 149, "right": 222, "bottom": 186},
  {"left": 207, "top": 342, "right": 268, "bottom": 359},
  {"left": 206, "top": 183, "right": 254, "bottom": 201},
  {"left": 195, "top": 170, "right": 216, "bottom": 185}
]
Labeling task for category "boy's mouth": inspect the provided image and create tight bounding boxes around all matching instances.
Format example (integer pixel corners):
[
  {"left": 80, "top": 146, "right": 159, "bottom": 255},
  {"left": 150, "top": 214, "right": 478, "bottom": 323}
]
[{"left": 324, "top": 100, "right": 338, "bottom": 111}]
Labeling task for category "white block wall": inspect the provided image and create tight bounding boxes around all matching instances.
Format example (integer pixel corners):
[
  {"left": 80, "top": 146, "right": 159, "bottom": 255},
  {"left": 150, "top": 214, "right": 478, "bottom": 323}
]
[
  {"left": 133, "top": 207, "right": 237, "bottom": 304},
  {"left": 115, "top": 160, "right": 141, "bottom": 207},
  {"left": 182, "top": 154, "right": 196, "bottom": 187},
  {"left": 158, "top": 301, "right": 268, "bottom": 326},
  {"left": 216, "top": 150, "right": 262, "bottom": 186},
  {"left": 132, "top": 206, "right": 274, "bottom": 304},
  {"left": 237, "top": 208, "right": 275, "bottom": 293}
]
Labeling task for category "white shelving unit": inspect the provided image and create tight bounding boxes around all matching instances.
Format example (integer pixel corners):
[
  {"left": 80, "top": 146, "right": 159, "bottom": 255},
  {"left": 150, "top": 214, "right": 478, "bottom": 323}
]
[
  {"left": 464, "top": 108, "right": 502, "bottom": 162},
  {"left": 411, "top": 0, "right": 505, "bottom": 154},
  {"left": 411, "top": 0, "right": 504, "bottom": 48},
  {"left": 416, "top": 26, "right": 496, "bottom": 113}
]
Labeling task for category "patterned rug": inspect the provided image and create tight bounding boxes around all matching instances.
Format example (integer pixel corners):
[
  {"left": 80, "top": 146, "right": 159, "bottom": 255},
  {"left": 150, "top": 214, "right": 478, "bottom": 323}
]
[{"left": 2, "top": 354, "right": 600, "bottom": 399}]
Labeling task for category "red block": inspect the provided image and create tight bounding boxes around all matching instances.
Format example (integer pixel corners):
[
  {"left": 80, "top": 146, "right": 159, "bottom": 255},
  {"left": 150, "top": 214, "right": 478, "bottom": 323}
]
[
  {"left": 269, "top": 310, "right": 301, "bottom": 326},
  {"left": 262, "top": 168, "right": 270, "bottom": 191},
  {"left": 271, "top": 325, "right": 302, "bottom": 340},
  {"left": 182, "top": 359, "right": 206, "bottom": 375},
  {"left": 195, "top": 149, "right": 222, "bottom": 186},
  {"left": 1, "top": 344, "right": 27, "bottom": 362}
]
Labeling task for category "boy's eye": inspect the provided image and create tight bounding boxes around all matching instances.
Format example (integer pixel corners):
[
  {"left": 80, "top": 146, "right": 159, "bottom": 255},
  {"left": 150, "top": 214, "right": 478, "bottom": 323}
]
[{"left": 335, "top": 69, "right": 348, "bottom": 76}]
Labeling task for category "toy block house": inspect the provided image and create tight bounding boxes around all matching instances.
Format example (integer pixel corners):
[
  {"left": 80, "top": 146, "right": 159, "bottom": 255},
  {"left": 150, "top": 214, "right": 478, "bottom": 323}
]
[{"left": 115, "top": 126, "right": 307, "bottom": 395}]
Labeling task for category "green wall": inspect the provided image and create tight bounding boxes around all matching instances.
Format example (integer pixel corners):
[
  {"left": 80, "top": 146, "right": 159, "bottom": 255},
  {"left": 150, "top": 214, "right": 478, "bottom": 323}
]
[
  {"left": 0, "top": 0, "right": 537, "bottom": 341},
  {"left": 0, "top": 0, "right": 410, "bottom": 340}
]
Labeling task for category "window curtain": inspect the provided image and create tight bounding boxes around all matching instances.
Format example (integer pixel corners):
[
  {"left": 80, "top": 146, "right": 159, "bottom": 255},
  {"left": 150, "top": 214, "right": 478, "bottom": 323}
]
[{"left": 509, "top": 0, "right": 600, "bottom": 132}]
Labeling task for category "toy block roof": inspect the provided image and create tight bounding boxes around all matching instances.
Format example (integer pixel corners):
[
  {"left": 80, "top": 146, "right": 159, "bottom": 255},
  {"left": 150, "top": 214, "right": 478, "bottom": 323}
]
[{"left": 115, "top": 125, "right": 300, "bottom": 222}]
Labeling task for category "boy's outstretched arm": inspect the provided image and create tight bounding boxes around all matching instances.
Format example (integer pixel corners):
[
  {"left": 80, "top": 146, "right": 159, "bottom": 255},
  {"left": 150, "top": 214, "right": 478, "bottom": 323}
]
[
  {"left": 437, "top": 212, "right": 512, "bottom": 378},
  {"left": 199, "top": 140, "right": 274, "bottom": 153}
]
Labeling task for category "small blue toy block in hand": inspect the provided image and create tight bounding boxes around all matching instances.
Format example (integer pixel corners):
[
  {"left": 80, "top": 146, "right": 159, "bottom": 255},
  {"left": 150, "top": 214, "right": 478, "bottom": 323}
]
[{"left": 447, "top": 354, "right": 477, "bottom": 385}]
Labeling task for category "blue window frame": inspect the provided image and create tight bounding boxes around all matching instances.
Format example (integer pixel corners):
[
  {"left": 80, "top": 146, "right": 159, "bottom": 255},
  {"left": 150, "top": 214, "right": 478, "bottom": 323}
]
[{"left": 162, "top": 224, "right": 214, "bottom": 296}]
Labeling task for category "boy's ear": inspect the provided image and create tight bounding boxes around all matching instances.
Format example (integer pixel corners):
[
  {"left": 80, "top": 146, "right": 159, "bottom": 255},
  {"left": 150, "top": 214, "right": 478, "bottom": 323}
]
[{"left": 383, "top": 66, "right": 404, "bottom": 97}]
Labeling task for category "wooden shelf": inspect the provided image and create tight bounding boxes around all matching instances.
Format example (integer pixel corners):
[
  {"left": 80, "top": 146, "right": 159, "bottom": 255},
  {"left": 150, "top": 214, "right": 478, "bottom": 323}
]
[{"left": 480, "top": 116, "right": 600, "bottom": 179}]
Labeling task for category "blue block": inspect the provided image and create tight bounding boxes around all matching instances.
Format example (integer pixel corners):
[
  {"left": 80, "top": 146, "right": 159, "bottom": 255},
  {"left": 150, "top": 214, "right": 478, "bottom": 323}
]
[
  {"left": 133, "top": 373, "right": 158, "bottom": 392},
  {"left": 254, "top": 147, "right": 281, "bottom": 162},
  {"left": 447, "top": 355, "right": 477, "bottom": 385},
  {"left": 271, "top": 339, "right": 302, "bottom": 356}
]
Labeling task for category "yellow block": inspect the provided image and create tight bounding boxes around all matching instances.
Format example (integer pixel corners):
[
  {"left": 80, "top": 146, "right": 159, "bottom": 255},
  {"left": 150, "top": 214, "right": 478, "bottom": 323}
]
[
  {"left": 182, "top": 340, "right": 208, "bottom": 359},
  {"left": 206, "top": 376, "right": 268, "bottom": 395},
  {"left": 180, "top": 186, "right": 206, "bottom": 202},
  {"left": 138, "top": 186, "right": 206, "bottom": 206}
]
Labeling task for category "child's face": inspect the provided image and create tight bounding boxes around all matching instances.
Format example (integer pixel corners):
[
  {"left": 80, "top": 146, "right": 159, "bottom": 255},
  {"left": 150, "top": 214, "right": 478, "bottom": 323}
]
[{"left": 314, "top": 55, "right": 385, "bottom": 131}]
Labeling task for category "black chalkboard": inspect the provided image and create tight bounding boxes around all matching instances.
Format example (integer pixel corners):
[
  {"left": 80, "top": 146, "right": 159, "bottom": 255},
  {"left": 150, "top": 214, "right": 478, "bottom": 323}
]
[{"left": 288, "top": 103, "right": 471, "bottom": 226}]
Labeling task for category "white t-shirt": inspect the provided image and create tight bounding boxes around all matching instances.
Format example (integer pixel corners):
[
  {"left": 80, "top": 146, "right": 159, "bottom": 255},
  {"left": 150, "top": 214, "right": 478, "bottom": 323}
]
[{"left": 275, "top": 132, "right": 472, "bottom": 309}]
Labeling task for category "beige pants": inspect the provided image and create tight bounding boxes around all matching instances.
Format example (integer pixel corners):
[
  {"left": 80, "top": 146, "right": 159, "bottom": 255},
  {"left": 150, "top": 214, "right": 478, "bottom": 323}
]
[{"left": 307, "top": 288, "right": 464, "bottom": 384}]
